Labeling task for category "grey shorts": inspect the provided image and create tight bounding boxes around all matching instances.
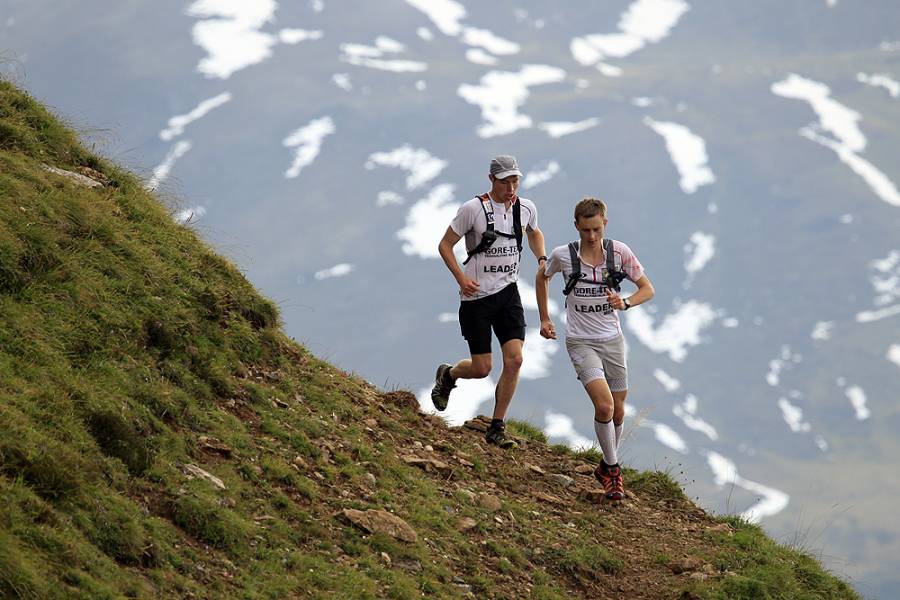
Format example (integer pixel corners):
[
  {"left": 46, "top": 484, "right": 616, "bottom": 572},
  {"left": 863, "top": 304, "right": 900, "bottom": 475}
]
[{"left": 565, "top": 335, "right": 628, "bottom": 392}]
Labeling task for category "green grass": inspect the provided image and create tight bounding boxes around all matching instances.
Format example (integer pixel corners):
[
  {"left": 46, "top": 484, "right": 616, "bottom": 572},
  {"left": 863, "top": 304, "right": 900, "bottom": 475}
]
[
  {"left": 572, "top": 446, "right": 604, "bottom": 464},
  {"left": 543, "top": 537, "right": 623, "bottom": 577},
  {"left": 507, "top": 419, "right": 548, "bottom": 443},
  {"left": 684, "top": 517, "right": 858, "bottom": 600},
  {"left": 627, "top": 468, "right": 687, "bottom": 501},
  {"left": 0, "top": 79, "right": 860, "bottom": 600}
]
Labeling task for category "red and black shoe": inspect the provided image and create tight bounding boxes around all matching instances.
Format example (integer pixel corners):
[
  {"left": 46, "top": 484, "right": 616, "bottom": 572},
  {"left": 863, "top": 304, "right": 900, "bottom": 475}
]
[{"left": 594, "top": 462, "right": 624, "bottom": 501}]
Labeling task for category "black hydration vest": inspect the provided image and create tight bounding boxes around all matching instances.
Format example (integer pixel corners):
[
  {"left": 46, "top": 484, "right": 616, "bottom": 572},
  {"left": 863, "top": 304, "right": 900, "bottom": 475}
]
[
  {"left": 562, "top": 238, "right": 627, "bottom": 297},
  {"left": 462, "top": 194, "right": 523, "bottom": 265}
]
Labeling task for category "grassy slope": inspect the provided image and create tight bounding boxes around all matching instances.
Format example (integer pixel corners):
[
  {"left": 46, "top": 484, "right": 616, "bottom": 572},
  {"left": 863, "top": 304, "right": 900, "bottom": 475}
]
[{"left": 0, "top": 80, "right": 859, "bottom": 600}]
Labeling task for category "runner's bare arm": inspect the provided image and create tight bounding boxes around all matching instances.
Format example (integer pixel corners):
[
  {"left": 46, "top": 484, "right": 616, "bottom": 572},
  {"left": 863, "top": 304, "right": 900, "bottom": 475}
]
[
  {"left": 438, "top": 226, "right": 480, "bottom": 296},
  {"left": 608, "top": 275, "right": 655, "bottom": 310},
  {"left": 535, "top": 266, "right": 556, "bottom": 339},
  {"left": 526, "top": 227, "right": 547, "bottom": 266}
]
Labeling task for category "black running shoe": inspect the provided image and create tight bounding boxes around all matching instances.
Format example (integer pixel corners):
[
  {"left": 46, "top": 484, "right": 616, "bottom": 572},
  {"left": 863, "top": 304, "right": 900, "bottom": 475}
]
[
  {"left": 484, "top": 422, "right": 518, "bottom": 449},
  {"left": 430, "top": 363, "right": 455, "bottom": 411}
]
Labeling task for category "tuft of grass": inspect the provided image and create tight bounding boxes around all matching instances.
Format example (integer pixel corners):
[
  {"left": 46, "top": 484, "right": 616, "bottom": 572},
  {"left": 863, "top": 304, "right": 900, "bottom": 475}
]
[
  {"left": 86, "top": 411, "right": 153, "bottom": 476},
  {"left": 0, "top": 529, "right": 50, "bottom": 599},
  {"left": 0, "top": 425, "right": 90, "bottom": 501},
  {"left": 170, "top": 494, "right": 251, "bottom": 555},
  {"left": 627, "top": 468, "right": 686, "bottom": 502},
  {"left": 506, "top": 419, "right": 547, "bottom": 443},
  {"left": 76, "top": 494, "right": 147, "bottom": 565},
  {"left": 688, "top": 517, "right": 859, "bottom": 600},
  {"left": 572, "top": 445, "right": 603, "bottom": 464},
  {"left": 545, "top": 540, "right": 623, "bottom": 577},
  {"left": 549, "top": 443, "right": 572, "bottom": 456}
]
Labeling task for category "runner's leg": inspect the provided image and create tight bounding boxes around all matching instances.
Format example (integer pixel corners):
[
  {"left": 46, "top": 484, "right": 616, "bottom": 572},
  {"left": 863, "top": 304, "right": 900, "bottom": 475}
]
[
  {"left": 585, "top": 378, "right": 617, "bottom": 465},
  {"left": 450, "top": 354, "right": 492, "bottom": 379},
  {"left": 492, "top": 338, "right": 522, "bottom": 420},
  {"left": 612, "top": 390, "right": 627, "bottom": 448}
]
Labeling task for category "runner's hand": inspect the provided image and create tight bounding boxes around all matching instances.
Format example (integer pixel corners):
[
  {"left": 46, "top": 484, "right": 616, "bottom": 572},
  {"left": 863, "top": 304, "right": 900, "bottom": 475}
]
[
  {"left": 607, "top": 289, "right": 624, "bottom": 310},
  {"left": 540, "top": 319, "right": 557, "bottom": 340},
  {"left": 458, "top": 276, "right": 480, "bottom": 297}
]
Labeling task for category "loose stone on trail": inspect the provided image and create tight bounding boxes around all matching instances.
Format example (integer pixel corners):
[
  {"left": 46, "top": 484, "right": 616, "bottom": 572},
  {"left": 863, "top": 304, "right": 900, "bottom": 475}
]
[
  {"left": 548, "top": 473, "right": 575, "bottom": 488},
  {"left": 41, "top": 163, "right": 107, "bottom": 187},
  {"left": 478, "top": 494, "right": 502, "bottom": 511},
  {"left": 401, "top": 455, "right": 453, "bottom": 476},
  {"left": 341, "top": 509, "right": 418, "bottom": 543},
  {"left": 183, "top": 464, "right": 226, "bottom": 490}
]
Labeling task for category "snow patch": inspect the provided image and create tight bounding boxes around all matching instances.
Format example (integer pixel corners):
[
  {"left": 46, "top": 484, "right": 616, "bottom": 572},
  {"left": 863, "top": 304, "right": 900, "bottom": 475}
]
[
  {"left": 645, "top": 118, "right": 716, "bottom": 194},
  {"left": 148, "top": 140, "right": 192, "bottom": 190},
  {"left": 160, "top": 92, "right": 231, "bottom": 141},
  {"left": 653, "top": 368, "right": 681, "bottom": 393},
  {"left": 466, "top": 49, "right": 498, "bottom": 66},
  {"left": 187, "top": 1, "right": 321, "bottom": 79},
  {"left": 706, "top": 452, "right": 789, "bottom": 522},
  {"left": 684, "top": 231, "right": 715, "bottom": 275},
  {"left": 340, "top": 37, "right": 427, "bottom": 73},
  {"left": 283, "top": 116, "right": 335, "bottom": 178},
  {"left": 314, "top": 263, "right": 354, "bottom": 280},
  {"left": 570, "top": 0, "right": 689, "bottom": 69},
  {"left": 365, "top": 145, "right": 447, "bottom": 190},
  {"left": 777, "top": 397, "right": 811, "bottom": 432},
  {"left": 376, "top": 191, "right": 405, "bottom": 207},
  {"left": 458, "top": 65, "right": 567, "bottom": 138},
  {"left": 538, "top": 118, "right": 601, "bottom": 138},
  {"left": 773, "top": 74, "right": 900, "bottom": 207},
  {"left": 519, "top": 328, "right": 559, "bottom": 380},
  {"left": 810, "top": 321, "right": 834, "bottom": 341},
  {"left": 845, "top": 385, "right": 870, "bottom": 420},
  {"left": 626, "top": 301, "right": 718, "bottom": 362},
  {"left": 523, "top": 161, "right": 561, "bottom": 189},
  {"left": 397, "top": 184, "right": 459, "bottom": 259},
  {"left": 858, "top": 72, "right": 900, "bottom": 98},
  {"left": 887, "top": 344, "right": 900, "bottom": 369},
  {"left": 418, "top": 376, "right": 494, "bottom": 426},
  {"left": 545, "top": 412, "right": 595, "bottom": 449},
  {"left": 673, "top": 394, "right": 718, "bottom": 440}
]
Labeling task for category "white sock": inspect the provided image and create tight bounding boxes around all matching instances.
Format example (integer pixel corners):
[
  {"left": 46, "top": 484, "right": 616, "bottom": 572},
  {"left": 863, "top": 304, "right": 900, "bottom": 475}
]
[
  {"left": 614, "top": 420, "right": 624, "bottom": 449},
  {"left": 593, "top": 419, "right": 618, "bottom": 466}
]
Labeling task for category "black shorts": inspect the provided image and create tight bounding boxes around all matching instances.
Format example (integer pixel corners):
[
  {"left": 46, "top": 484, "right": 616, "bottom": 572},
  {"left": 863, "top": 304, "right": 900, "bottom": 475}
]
[{"left": 458, "top": 283, "right": 526, "bottom": 355}]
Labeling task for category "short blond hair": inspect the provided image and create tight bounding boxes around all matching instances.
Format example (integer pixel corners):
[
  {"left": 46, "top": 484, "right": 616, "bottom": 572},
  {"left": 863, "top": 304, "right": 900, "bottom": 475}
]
[{"left": 574, "top": 197, "right": 607, "bottom": 222}]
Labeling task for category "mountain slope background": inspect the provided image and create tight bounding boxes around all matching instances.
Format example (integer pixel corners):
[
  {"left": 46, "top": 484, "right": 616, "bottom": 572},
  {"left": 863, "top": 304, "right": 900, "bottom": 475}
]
[
  {"left": 4, "top": 3, "right": 900, "bottom": 596},
  {"left": 0, "top": 81, "right": 860, "bottom": 599}
]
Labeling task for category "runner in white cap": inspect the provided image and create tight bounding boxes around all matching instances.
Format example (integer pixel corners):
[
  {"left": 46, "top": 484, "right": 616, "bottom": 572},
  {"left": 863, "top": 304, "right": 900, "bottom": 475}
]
[
  {"left": 430, "top": 155, "right": 548, "bottom": 449},
  {"left": 535, "top": 197, "right": 655, "bottom": 499}
]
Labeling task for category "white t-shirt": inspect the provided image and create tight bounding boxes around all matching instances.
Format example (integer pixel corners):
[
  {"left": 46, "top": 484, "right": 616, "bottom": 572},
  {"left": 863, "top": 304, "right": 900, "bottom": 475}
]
[
  {"left": 543, "top": 239, "right": 644, "bottom": 340},
  {"left": 450, "top": 195, "right": 538, "bottom": 301}
]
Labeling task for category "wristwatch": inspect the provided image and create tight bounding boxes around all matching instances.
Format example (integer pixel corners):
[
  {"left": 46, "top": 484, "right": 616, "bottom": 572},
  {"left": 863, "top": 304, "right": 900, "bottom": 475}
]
[
  {"left": 537, "top": 255, "right": 548, "bottom": 263},
  {"left": 622, "top": 298, "right": 632, "bottom": 310}
]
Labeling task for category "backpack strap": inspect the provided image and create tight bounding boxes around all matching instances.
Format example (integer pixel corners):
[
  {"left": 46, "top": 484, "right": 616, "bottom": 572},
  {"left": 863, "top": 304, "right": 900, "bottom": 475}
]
[
  {"left": 479, "top": 194, "right": 494, "bottom": 232},
  {"left": 562, "top": 241, "right": 582, "bottom": 297},
  {"left": 569, "top": 241, "right": 581, "bottom": 279},
  {"left": 603, "top": 238, "right": 615, "bottom": 273},
  {"left": 512, "top": 199, "right": 523, "bottom": 254},
  {"left": 463, "top": 194, "right": 523, "bottom": 265},
  {"left": 462, "top": 195, "right": 497, "bottom": 266},
  {"left": 602, "top": 238, "right": 627, "bottom": 292}
]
